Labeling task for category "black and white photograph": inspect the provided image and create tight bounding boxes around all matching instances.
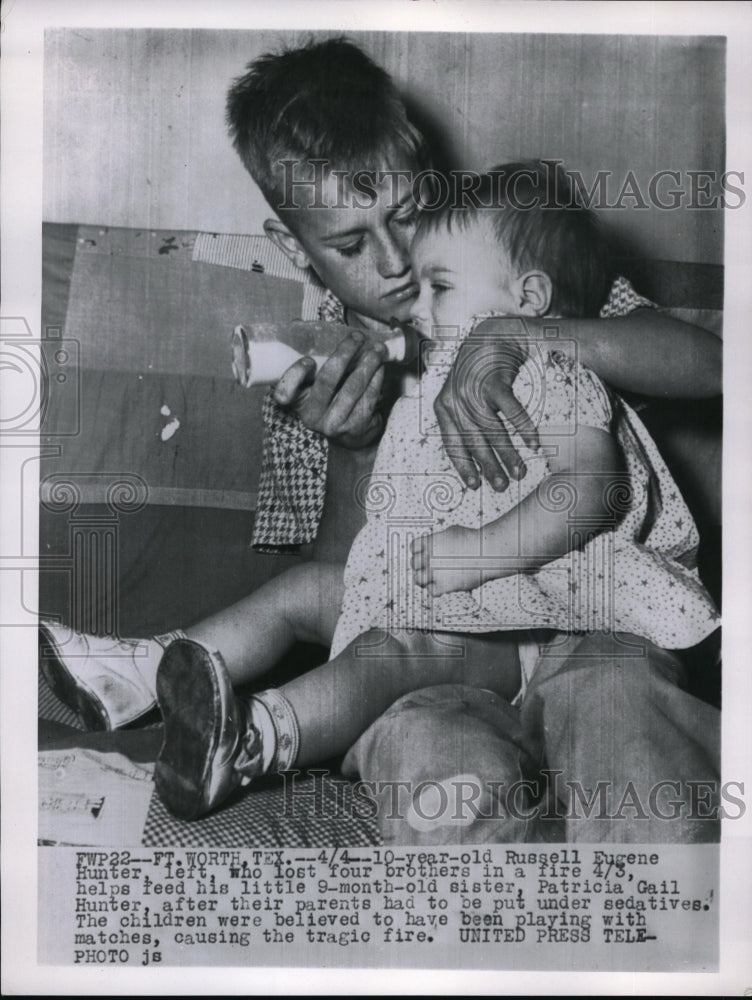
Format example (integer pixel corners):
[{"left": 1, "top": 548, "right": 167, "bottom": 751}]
[{"left": 2, "top": 0, "right": 751, "bottom": 993}]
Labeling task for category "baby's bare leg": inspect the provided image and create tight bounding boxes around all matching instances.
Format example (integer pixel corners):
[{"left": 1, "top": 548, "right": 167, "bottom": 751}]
[
  {"left": 186, "top": 561, "right": 344, "bottom": 686},
  {"left": 154, "top": 628, "right": 521, "bottom": 819},
  {"left": 281, "top": 629, "right": 521, "bottom": 764},
  {"left": 40, "top": 560, "right": 344, "bottom": 732}
]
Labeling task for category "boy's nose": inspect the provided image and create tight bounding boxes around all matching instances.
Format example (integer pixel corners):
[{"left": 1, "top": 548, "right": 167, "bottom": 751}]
[
  {"left": 409, "top": 290, "right": 430, "bottom": 328},
  {"left": 375, "top": 231, "right": 410, "bottom": 278}
]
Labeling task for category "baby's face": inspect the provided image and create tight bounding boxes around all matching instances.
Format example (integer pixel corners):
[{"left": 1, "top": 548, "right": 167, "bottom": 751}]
[{"left": 408, "top": 219, "right": 519, "bottom": 335}]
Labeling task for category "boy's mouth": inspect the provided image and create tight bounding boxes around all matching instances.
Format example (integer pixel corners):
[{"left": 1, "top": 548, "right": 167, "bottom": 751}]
[{"left": 384, "top": 281, "right": 418, "bottom": 303}]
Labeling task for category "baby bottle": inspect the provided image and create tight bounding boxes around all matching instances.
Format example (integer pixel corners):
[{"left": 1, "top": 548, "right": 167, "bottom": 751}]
[{"left": 231, "top": 320, "right": 418, "bottom": 388}]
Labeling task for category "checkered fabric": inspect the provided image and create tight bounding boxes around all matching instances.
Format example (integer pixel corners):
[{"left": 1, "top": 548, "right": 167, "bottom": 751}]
[
  {"left": 253, "top": 277, "right": 656, "bottom": 551},
  {"left": 251, "top": 290, "right": 345, "bottom": 552},
  {"left": 599, "top": 274, "right": 656, "bottom": 317},
  {"left": 142, "top": 771, "right": 382, "bottom": 847}
]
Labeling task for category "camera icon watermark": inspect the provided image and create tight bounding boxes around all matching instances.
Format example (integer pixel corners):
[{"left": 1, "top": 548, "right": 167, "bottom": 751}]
[{"left": 0, "top": 318, "right": 81, "bottom": 438}]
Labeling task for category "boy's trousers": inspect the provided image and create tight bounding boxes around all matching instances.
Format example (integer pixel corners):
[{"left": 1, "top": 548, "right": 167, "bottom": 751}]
[{"left": 342, "top": 631, "right": 721, "bottom": 844}]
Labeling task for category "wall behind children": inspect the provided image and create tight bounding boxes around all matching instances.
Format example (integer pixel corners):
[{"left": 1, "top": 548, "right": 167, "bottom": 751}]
[{"left": 44, "top": 29, "right": 725, "bottom": 264}]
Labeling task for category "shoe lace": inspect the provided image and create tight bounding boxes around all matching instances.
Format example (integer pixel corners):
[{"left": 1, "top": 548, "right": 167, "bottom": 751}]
[{"left": 233, "top": 723, "right": 263, "bottom": 781}]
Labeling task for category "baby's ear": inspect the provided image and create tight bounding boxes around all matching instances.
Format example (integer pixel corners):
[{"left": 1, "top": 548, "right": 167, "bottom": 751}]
[
  {"left": 517, "top": 270, "right": 553, "bottom": 316},
  {"left": 263, "top": 219, "right": 311, "bottom": 270}
]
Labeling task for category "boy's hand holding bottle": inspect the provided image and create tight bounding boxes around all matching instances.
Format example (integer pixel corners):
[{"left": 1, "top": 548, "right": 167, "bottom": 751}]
[{"left": 231, "top": 319, "right": 420, "bottom": 449}]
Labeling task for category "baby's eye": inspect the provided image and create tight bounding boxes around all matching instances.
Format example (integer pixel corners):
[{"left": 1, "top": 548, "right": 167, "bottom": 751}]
[
  {"left": 430, "top": 282, "right": 451, "bottom": 295},
  {"left": 336, "top": 240, "right": 364, "bottom": 258}
]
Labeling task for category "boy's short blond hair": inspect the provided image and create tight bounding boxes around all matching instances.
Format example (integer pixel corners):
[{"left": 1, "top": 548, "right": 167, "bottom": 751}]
[{"left": 226, "top": 37, "right": 428, "bottom": 215}]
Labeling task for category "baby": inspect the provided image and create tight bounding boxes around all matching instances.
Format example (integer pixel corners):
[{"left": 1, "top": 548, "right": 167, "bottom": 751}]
[{"left": 153, "top": 161, "right": 720, "bottom": 821}]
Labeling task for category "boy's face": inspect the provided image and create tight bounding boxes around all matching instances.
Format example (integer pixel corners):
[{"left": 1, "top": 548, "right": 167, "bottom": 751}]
[
  {"left": 408, "top": 218, "right": 520, "bottom": 335},
  {"left": 279, "top": 169, "right": 420, "bottom": 329}
]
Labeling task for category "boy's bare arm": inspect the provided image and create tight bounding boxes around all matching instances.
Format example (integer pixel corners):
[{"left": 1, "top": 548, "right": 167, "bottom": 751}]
[
  {"left": 549, "top": 309, "right": 721, "bottom": 398},
  {"left": 411, "top": 425, "right": 621, "bottom": 596},
  {"left": 436, "top": 310, "right": 721, "bottom": 490}
]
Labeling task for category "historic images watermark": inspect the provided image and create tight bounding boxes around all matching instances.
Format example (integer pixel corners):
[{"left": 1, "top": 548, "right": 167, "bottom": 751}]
[
  {"left": 277, "top": 159, "right": 746, "bottom": 212},
  {"left": 279, "top": 769, "right": 745, "bottom": 827}
]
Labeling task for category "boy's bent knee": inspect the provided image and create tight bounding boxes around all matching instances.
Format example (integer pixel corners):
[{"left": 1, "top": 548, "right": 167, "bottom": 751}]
[
  {"left": 531, "top": 632, "right": 688, "bottom": 700},
  {"left": 356, "top": 629, "right": 521, "bottom": 699}
]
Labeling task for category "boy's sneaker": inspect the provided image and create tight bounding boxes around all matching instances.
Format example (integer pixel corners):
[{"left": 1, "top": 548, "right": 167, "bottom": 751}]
[
  {"left": 39, "top": 621, "right": 160, "bottom": 731},
  {"left": 154, "top": 639, "right": 263, "bottom": 821}
]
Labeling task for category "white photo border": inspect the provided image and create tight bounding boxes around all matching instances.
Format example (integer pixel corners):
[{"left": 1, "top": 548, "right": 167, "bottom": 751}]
[{"left": 2, "top": 0, "right": 751, "bottom": 994}]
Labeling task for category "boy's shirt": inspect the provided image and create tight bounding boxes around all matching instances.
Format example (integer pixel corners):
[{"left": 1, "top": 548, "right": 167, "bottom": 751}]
[
  {"left": 251, "top": 288, "right": 344, "bottom": 552},
  {"left": 252, "top": 277, "right": 654, "bottom": 552}
]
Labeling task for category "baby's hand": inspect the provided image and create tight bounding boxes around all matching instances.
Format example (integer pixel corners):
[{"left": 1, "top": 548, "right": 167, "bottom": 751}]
[{"left": 411, "top": 525, "right": 484, "bottom": 596}]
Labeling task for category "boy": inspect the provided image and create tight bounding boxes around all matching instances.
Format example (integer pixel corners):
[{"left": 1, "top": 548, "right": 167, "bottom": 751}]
[
  {"left": 41, "top": 39, "right": 720, "bottom": 842},
  {"left": 152, "top": 163, "right": 719, "bottom": 840}
]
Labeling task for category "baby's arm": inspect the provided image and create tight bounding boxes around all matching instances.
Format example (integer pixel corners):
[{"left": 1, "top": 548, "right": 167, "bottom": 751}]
[{"left": 412, "top": 423, "right": 622, "bottom": 596}]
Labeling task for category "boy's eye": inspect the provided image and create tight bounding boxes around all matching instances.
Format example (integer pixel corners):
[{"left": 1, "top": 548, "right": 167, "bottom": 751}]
[
  {"left": 393, "top": 206, "right": 418, "bottom": 228},
  {"left": 336, "top": 240, "right": 364, "bottom": 258}
]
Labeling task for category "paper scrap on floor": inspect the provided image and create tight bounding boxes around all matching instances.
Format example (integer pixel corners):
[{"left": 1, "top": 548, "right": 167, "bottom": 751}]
[{"left": 39, "top": 748, "right": 154, "bottom": 846}]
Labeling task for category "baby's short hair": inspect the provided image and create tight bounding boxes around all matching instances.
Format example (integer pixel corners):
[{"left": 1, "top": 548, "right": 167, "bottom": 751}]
[
  {"left": 418, "top": 161, "right": 611, "bottom": 318},
  {"left": 226, "top": 36, "right": 428, "bottom": 212}
]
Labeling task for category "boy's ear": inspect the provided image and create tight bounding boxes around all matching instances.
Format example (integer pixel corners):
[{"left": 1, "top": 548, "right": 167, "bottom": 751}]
[
  {"left": 516, "top": 270, "right": 553, "bottom": 316},
  {"left": 263, "top": 218, "right": 311, "bottom": 270}
]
